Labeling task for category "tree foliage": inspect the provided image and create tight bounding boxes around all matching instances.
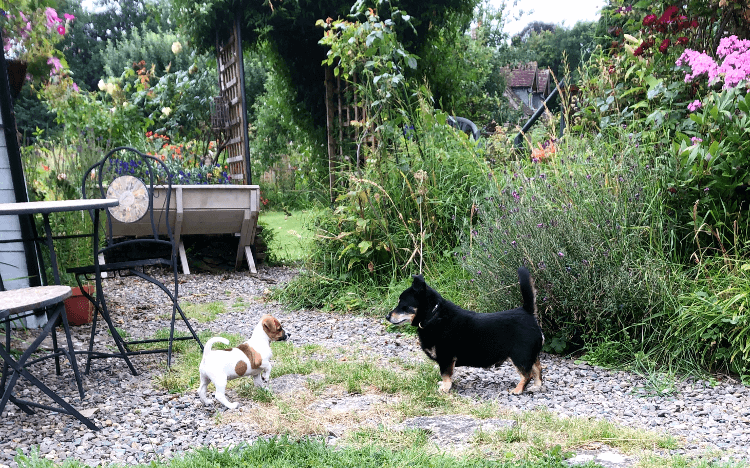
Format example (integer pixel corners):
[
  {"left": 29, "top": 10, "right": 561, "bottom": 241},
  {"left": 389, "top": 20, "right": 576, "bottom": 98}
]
[
  {"left": 508, "top": 21, "right": 597, "bottom": 79},
  {"left": 172, "top": 0, "right": 480, "bottom": 127},
  {"left": 58, "top": 0, "right": 164, "bottom": 90}
]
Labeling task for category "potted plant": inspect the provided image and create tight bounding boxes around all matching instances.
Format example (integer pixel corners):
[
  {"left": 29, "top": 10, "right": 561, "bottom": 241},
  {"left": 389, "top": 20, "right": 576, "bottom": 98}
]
[
  {"left": 1, "top": 1, "right": 75, "bottom": 95},
  {"left": 63, "top": 284, "right": 94, "bottom": 326}
]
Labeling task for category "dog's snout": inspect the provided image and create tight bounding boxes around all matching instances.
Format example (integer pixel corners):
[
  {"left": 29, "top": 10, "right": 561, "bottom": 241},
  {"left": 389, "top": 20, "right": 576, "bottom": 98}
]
[{"left": 281, "top": 331, "right": 289, "bottom": 341}]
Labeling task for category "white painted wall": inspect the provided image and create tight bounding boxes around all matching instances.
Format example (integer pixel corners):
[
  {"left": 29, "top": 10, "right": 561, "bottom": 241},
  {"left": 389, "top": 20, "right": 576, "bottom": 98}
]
[{"left": 0, "top": 109, "right": 47, "bottom": 327}]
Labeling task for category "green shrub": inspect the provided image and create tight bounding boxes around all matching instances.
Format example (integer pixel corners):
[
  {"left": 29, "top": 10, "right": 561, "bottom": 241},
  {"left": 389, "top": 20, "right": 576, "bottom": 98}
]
[
  {"left": 461, "top": 132, "right": 670, "bottom": 352},
  {"left": 670, "top": 86, "right": 750, "bottom": 255},
  {"left": 669, "top": 260, "right": 750, "bottom": 383}
]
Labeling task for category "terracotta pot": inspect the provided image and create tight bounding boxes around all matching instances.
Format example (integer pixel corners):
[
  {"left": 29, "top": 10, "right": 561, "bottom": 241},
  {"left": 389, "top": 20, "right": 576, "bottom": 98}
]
[
  {"left": 6, "top": 60, "right": 28, "bottom": 99},
  {"left": 64, "top": 285, "right": 95, "bottom": 326}
]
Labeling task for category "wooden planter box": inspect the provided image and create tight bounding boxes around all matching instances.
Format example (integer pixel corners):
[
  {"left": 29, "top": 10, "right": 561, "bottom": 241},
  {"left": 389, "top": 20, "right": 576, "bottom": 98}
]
[{"left": 110, "top": 185, "right": 260, "bottom": 274}]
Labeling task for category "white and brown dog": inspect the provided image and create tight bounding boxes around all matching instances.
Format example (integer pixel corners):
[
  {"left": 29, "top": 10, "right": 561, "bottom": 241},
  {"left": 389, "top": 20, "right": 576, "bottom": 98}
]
[{"left": 198, "top": 314, "right": 288, "bottom": 409}]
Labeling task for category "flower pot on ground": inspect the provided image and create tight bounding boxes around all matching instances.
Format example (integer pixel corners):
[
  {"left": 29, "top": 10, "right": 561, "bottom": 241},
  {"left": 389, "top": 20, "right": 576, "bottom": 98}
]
[{"left": 63, "top": 284, "right": 94, "bottom": 326}]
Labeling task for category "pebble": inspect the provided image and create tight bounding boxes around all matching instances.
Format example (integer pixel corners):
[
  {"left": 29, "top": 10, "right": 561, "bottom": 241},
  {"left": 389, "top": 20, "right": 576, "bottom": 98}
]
[{"left": 1, "top": 266, "right": 749, "bottom": 466}]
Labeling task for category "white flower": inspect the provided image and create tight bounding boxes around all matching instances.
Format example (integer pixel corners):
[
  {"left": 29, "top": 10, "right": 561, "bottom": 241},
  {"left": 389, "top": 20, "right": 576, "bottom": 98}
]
[
  {"left": 171, "top": 41, "right": 183, "bottom": 55},
  {"left": 162, "top": 107, "right": 172, "bottom": 117},
  {"left": 98, "top": 79, "right": 106, "bottom": 91}
]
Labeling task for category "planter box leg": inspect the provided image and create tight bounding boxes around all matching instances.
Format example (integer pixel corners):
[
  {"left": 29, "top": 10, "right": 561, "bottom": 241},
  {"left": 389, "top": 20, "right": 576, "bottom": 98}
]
[
  {"left": 178, "top": 241, "right": 190, "bottom": 275},
  {"left": 244, "top": 245, "right": 257, "bottom": 274}
]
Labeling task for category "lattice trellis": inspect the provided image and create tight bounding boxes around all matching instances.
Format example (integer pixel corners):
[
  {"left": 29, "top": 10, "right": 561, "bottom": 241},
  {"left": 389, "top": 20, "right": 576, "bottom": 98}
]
[
  {"left": 324, "top": 67, "right": 376, "bottom": 204},
  {"left": 215, "top": 20, "right": 251, "bottom": 184}
]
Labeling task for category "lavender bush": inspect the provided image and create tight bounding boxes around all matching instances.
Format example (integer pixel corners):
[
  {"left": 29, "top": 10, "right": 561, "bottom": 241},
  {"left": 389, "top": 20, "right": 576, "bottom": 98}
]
[{"left": 461, "top": 137, "right": 671, "bottom": 353}]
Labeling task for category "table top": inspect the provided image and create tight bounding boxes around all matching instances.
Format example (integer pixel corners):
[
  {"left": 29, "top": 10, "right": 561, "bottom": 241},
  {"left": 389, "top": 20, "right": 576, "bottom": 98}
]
[
  {"left": 0, "top": 199, "right": 119, "bottom": 215},
  {"left": 0, "top": 285, "right": 72, "bottom": 316}
]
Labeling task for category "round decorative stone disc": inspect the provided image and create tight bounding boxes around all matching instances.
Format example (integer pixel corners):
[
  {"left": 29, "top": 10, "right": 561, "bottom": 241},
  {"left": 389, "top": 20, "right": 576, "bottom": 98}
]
[{"left": 106, "top": 175, "right": 149, "bottom": 222}]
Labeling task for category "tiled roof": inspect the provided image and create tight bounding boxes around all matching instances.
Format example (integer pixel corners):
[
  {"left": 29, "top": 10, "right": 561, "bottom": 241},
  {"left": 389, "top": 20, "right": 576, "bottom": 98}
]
[{"left": 500, "top": 62, "right": 553, "bottom": 93}]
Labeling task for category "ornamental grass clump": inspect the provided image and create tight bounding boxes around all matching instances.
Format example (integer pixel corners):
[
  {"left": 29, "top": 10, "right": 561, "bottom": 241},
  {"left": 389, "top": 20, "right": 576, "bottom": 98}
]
[{"left": 462, "top": 142, "right": 669, "bottom": 353}]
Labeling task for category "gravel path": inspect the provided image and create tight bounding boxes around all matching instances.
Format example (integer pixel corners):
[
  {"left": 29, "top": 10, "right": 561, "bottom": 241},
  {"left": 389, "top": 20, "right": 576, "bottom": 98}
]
[{"left": 1, "top": 266, "right": 749, "bottom": 467}]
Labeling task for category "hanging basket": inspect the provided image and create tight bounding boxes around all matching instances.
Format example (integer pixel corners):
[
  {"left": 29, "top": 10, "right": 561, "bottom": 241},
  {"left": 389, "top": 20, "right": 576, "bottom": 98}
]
[{"left": 7, "top": 60, "right": 28, "bottom": 99}]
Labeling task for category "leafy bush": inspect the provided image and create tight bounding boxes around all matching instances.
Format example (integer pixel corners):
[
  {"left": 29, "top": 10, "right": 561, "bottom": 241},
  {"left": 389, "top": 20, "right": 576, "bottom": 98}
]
[
  {"left": 669, "top": 260, "right": 750, "bottom": 383},
  {"left": 670, "top": 85, "right": 750, "bottom": 251},
  {"left": 280, "top": 103, "right": 491, "bottom": 310},
  {"left": 101, "top": 27, "right": 195, "bottom": 77},
  {"left": 461, "top": 131, "right": 671, "bottom": 352}
]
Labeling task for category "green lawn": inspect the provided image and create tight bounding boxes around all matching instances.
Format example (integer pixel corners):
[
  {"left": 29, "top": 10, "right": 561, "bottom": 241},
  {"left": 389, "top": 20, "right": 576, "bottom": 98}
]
[{"left": 259, "top": 210, "right": 314, "bottom": 263}]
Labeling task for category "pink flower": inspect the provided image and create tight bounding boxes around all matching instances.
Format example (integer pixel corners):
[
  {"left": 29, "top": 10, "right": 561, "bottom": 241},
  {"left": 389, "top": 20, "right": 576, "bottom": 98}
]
[
  {"left": 687, "top": 100, "right": 702, "bottom": 112},
  {"left": 47, "top": 56, "right": 62, "bottom": 74},
  {"left": 56, "top": 25, "right": 65, "bottom": 35},
  {"left": 64, "top": 13, "right": 75, "bottom": 21},
  {"left": 45, "top": 7, "right": 61, "bottom": 30},
  {"left": 676, "top": 49, "right": 719, "bottom": 84},
  {"left": 690, "top": 136, "right": 703, "bottom": 144}
]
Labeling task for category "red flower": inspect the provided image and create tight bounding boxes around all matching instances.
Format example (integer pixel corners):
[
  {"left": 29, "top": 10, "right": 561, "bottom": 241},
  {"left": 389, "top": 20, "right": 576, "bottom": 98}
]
[
  {"left": 642, "top": 39, "right": 655, "bottom": 50},
  {"left": 690, "top": 19, "right": 698, "bottom": 28},
  {"left": 659, "top": 38, "right": 671, "bottom": 53},
  {"left": 633, "top": 45, "right": 644, "bottom": 56},
  {"left": 676, "top": 36, "right": 689, "bottom": 45},
  {"left": 668, "top": 187, "right": 677, "bottom": 194},
  {"left": 642, "top": 14, "right": 657, "bottom": 26},
  {"left": 658, "top": 5, "right": 679, "bottom": 23}
]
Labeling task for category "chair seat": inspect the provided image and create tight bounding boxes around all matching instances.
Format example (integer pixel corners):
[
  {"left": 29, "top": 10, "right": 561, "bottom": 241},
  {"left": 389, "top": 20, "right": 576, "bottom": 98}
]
[{"left": 67, "top": 257, "right": 171, "bottom": 275}]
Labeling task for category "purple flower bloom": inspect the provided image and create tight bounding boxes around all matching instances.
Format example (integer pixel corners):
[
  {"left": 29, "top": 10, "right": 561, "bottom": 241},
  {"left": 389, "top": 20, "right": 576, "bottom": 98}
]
[
  {"left": 558, "top": 252, "right": 564, "bottom": 257},
  {"left": 687, "top": 100, "right": 703, "bottom": 112},
  {"left": 690, "top": 137, "right": 703, "bottom": 144}
]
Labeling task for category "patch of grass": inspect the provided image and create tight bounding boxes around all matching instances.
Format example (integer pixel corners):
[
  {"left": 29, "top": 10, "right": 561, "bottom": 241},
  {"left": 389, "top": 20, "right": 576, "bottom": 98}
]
[
  {"left": 236, "top": 381, "right": 275, "bottom": 403},
  {"left": 162, "top": 436, "right": 574, "bottom": 468},
  {"left": 179, "top": 301, "right": 227, "bottom": 323},
  {"left": 231, "top": 298, "right": 251, "bottom": 310},
  {"left": 259, "top": 210, "right": 313, "bottom": 263},
  {"left": 347, "top": 425, "right": 430, "bottom": 451}
]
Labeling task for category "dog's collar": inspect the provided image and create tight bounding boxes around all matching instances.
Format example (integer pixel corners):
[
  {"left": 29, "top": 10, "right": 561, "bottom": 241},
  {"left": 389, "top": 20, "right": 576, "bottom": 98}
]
[{"left": 418, "top": 303, "right": 440, "bottom": 329}]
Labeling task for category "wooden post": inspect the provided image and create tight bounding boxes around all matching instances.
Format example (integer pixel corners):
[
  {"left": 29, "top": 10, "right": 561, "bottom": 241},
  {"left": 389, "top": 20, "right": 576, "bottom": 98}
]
[{"left": 324, "top": 66, "right": 337, "bottom": 207}]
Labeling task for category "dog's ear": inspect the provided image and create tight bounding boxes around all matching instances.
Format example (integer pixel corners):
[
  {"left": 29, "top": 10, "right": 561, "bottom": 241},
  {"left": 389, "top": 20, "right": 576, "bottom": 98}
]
[{"left": 411, "top": 274, "right": 426, "bottom": 292}]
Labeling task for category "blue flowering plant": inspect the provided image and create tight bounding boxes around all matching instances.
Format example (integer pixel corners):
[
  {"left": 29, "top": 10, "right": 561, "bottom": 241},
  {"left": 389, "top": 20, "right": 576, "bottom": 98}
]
[{"left": 107, "top": 135, "right": 232, "bottom": 186}]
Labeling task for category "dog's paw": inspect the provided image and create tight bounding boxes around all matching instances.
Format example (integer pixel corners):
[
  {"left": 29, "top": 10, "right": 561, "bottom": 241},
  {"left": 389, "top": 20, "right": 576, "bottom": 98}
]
[
  {"left": 527, "top": 384, "right": 543, "bottom": 393},
  {"left": 438, "top": 381, "right": 452, "bottom": 393},
  {"left": 224, "top": 402, "right": 239, "bottom": 410}
]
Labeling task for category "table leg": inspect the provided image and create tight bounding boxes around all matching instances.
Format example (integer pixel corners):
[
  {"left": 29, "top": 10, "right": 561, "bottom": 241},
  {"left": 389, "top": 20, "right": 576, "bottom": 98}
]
[{"left": 41, "top": 213, "right": 61, "bottom": 285}]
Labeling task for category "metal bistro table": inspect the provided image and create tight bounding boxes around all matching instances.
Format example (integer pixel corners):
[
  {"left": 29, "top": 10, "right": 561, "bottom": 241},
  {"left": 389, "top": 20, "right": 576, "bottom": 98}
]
[
  {"left": 0, "top": 199, "right": 120, "bottom": 286},
  {"left": 0, "top": 286, "right": 98, "bottom": 430}
]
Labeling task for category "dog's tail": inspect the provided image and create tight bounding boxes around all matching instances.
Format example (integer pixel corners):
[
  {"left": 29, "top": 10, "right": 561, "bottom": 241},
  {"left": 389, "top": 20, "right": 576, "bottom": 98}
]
[
  {"left": 518, "top": 266, "right": 536, "bottom": 315},
  {"left": 203, "top": 337, "right": 230, "bottom": 358}
]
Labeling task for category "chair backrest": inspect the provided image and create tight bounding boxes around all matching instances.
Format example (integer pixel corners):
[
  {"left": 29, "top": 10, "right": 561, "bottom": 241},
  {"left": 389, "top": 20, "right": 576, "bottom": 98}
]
[
  {"left": 81, "top": 146, "right": 176, "bottom": 260},
  {"left": 447, "top": 116, "right": 481, "bottom": 141}
]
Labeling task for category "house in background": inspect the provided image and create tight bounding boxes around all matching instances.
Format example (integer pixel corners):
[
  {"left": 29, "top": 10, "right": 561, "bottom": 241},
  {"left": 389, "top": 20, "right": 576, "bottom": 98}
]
[{"left": 499, "top": 62, "right": 553, "bottom": 117}]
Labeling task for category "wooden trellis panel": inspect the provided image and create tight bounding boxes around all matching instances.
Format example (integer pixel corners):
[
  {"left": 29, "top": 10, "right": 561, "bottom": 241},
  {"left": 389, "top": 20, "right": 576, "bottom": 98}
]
[
  {"left": 216, "top": 19, "right": 251, "bottom": 184},
  {"left": 324, "top": 67, "right": 375, "bottom": 204}
]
